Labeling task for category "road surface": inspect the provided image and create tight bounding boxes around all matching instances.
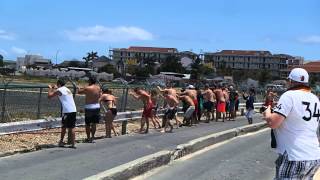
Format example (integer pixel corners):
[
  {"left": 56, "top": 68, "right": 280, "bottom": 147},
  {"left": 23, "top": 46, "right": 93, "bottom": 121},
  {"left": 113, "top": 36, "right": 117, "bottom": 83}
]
[
  {"left": 0, "top": 115, "right": 263, "bottom": 180},
  {"left": 138, "top": 129, "right": 276, "bottom": 180}
]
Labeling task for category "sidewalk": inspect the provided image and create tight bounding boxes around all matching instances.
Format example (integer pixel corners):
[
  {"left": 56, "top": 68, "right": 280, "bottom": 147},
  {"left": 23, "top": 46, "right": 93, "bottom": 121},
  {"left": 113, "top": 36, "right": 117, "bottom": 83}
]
[{"left": 0, "top": 114, "right": 264, "bottom": 180}]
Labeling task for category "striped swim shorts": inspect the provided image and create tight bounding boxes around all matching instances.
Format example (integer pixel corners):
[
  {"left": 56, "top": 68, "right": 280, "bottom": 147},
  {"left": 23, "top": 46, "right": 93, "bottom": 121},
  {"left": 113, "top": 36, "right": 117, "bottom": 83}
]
[{"left": 274, "top": 152, "right": 320, "bottom": 180}]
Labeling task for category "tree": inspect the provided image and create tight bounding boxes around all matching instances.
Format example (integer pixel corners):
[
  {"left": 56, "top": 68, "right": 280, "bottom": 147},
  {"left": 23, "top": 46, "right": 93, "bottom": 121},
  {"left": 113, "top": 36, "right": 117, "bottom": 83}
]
[
  {"left": 83, "top": 51, "right": 98, "bottom": 68},
  {"left": 160, "top": 55, "right": 185, "bottom": 73},
  {"left": 0, "top": 54, "right": 3, "bottom": 67},
  {"left": 68, "top": 61, "right": 80, "bottom": 67},
  {"left": 99, "top": 64, "right": 117, "bottom": 74},
  {"left": 258, "top": 69, "right": 272, "bottom": 86}
]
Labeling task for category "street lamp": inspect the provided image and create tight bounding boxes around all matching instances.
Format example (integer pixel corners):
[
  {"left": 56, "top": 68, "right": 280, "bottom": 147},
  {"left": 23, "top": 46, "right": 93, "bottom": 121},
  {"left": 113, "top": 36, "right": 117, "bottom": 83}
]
[{"left": 55, "top": 50, "right": 60, "bottom": 66}]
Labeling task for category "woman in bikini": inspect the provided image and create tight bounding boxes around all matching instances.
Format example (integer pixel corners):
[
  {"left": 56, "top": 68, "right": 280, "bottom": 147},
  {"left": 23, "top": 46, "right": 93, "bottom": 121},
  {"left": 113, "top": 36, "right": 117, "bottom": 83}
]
[
  {"left": 99, "top": 88, "right": 118, "bottom": 138},
  {"left": 150, "top": 89, "right": 161, "bottom": 129}
]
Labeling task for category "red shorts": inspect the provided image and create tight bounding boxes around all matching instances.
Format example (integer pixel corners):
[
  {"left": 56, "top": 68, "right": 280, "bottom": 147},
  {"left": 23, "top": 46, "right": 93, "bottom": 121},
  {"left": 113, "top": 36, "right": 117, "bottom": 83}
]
[
  {"left": 142, "top": 101, "right": 154, "bottom": 118},
  {"left": 217, "top": 101, "right": 226, "bottom": 113},
  {"left": 193, "top": 99, "right": 198, "bottom": 114}
]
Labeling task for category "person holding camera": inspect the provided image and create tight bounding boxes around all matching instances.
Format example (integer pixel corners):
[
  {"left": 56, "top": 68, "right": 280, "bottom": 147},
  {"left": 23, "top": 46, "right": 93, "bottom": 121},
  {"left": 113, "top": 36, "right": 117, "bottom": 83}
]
[{"left": 263, "top": 68, "right": 320, "bottom": 179}]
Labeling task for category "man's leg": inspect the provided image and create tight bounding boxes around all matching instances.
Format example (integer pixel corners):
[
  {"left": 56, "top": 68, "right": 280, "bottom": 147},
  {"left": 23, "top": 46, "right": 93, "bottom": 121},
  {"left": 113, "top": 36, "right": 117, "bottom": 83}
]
[
  {"left": 68, "top": 128, "right": 76, "bottom": 148},
  {"left": 59, "top": 127, "right": 66, "bottom": 146},
  {"left": 140, "top": 117, "right": 146, "bottom": 132},
  {"left": 85, "top": 124, "right": 91, "bottom": 140},
  {"left": 145, "top": 117, "right": 150, "bottom": 133},
  {"left": 91, "top": 123, "right": 96, "bottom": 140}
]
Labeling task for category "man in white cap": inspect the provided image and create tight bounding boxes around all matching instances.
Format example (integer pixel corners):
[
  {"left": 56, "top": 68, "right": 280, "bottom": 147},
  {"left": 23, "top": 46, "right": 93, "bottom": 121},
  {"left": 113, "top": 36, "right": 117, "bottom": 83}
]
[{"left": 263, "top": 68, "right": 320, "bottom": 179}]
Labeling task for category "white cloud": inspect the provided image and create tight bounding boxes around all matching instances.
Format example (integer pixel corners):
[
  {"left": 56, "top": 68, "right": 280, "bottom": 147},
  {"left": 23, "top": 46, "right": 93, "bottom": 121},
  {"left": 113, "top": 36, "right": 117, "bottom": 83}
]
[
  {"left": 298, "top": 35, "right": 320, "bottom": 44},
  {"left": 0, "top": 49, "right": 8, "bottom": 56},
  {"left": 0, "top": 29, "right": 15, "bottom": 40},
  {"left": 11, "top": 46, "right": 27, "bottom": 55},
  {"left": 65, "top": 25, "right": 154, "bottom": 42}
]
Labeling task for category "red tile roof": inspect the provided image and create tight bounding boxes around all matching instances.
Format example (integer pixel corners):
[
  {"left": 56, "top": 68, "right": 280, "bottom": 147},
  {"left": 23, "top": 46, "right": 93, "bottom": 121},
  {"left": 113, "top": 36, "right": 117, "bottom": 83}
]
[
  {"left": 126, "top": 46, "right": 178, "bottom": 53},
  {"left": 287, "top": 61, "right": 320, "bottom": 73},
  {"left": 304, "top": 61, "right": 320, "bottom": 66},
  {"left": 215, "top": 50, "right": 272, "bottom": 56}
]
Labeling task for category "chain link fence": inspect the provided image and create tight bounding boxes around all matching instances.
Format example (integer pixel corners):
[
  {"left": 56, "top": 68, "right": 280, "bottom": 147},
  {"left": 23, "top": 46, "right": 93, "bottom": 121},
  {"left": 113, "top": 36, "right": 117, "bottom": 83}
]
[
  {"left": 0, "top": 82, "right": 152, "bottom": 123},
  {"left": 0, "top": 81, "right": 266, "bottom": 123}
]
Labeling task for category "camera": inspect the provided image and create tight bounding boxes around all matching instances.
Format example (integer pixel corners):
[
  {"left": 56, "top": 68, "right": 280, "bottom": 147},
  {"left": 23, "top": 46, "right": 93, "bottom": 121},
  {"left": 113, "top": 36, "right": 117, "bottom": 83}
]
[{"left": 259, "top": 106, "right": 274, "bottom": 113}]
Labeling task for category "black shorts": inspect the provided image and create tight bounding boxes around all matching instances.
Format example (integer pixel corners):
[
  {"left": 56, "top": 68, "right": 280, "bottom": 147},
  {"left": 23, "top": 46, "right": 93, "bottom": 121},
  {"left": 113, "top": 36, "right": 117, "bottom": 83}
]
[
  {"left": 165, "top": 108, "right": 177, "bottom": 120},
  {"left": 203, "top": 101, "right": 214, "bottom": 111},
  {"left": 62, "top": 112, "right": 77, "bottom": 128},
  {"left": 109, "top": 108, "right": 117, "bottom": 116},
  {"left": 85, "top": 108, "right": 100, "bottom": 125}
]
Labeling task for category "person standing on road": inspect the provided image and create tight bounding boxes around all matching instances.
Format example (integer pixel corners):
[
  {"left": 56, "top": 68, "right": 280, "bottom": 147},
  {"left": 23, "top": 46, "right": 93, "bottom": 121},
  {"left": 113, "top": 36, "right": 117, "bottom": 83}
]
[
  {"left": 179, "top": 94, "right": 196, "bottom": 126},
  {"left": 214, "top": 86, "right": 226, "bottom": 122},
  {"left": 48, "top": 79, "right": 77, "bottom": 148},
  {"left": 243, "top": 89, "right": 255, "bottom": 124},
  {"left": 99, "top": 87, "right": 118, "bottom": 138},
  {"left": 228, "top": 86, "right": 238, "bottom": 121},
  {"left": 129, "top": 87, "right": 153, "bottom": 134},
  {"left": 263, "top": 68, "right": 320, "bottom": 180},
  {"left": 161, "top": 91, "right": 179, "bottom": 133},
  {"left": 202, "top": 84, "right": 215, "bottom": 123},
  {"left": 78, "top": 76, "right": 101, "bottom": 143}
]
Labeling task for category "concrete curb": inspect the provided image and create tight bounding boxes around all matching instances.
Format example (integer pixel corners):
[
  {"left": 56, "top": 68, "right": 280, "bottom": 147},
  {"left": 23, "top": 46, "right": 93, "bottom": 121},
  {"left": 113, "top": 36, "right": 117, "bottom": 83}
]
[
  {"left": 84, "top": 122, "right": 268, "bottom": 180},
  {"left": 84, "top": 150, "right": 172, "bottom": 180}
]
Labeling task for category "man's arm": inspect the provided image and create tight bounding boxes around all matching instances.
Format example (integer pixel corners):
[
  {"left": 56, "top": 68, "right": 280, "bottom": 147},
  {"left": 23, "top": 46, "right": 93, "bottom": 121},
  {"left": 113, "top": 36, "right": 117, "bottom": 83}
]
[
  {"left": 48, "top": 85, "right": 61, "bottom": 99},
  {"left": 263, "top": 106, "right": 285, "bottom": 129},
  {"left": 78, "top": 86, "right": 86, "bottom": 94},
  {"left": 129, "top": 91, "right": 141, "bottom": 99}
]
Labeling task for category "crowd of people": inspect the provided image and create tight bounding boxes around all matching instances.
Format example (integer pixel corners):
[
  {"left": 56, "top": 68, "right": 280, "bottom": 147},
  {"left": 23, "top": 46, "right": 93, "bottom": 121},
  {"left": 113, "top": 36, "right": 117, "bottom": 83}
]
[
  {"left": 47, "top": 76, "right": 262, "bottom": 148},
  {"left": 46, "top": 67, "right": 320, "bottom": 179}
]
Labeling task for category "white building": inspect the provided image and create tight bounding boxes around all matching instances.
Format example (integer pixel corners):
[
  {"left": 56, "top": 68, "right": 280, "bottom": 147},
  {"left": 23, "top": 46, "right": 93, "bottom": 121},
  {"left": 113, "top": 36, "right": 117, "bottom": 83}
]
[{"left": 16, "top": 55, "right": 51, "bottom": 71}]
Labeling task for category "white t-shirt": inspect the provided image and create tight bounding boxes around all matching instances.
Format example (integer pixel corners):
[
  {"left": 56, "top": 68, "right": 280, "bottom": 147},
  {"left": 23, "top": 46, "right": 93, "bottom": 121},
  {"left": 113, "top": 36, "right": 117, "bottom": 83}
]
[
  {"left": 57, "top": 86, "right": 77, "bottom": 113},
  {"left": 273, "top": 89, "right": 320, "bottom": 161}
]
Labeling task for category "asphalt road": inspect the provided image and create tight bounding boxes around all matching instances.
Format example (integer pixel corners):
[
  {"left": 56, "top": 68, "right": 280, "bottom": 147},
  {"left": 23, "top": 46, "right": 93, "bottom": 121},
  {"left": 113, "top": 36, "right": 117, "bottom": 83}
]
[
  {"left": 0, "top": 115, "right": 263, "bottom": 180},
  {"left": 140, "top": 129, "right": 276, "bottom": 180}
]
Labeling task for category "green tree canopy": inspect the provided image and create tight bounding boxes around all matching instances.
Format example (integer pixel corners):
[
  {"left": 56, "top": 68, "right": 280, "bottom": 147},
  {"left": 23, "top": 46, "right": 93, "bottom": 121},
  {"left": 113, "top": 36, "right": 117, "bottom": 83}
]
[{"left": 160, "top": 55, "right": 185, "bottom": 73}]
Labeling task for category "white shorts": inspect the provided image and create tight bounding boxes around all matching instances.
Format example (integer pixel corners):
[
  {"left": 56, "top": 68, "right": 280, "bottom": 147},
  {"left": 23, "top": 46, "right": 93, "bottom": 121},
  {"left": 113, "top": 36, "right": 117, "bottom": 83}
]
[
  {"left": 184, "top": 106, "right": 195, "bottom": 119},
  {"left": 85, "top": 103, "right": 100, "bottom": 109}
]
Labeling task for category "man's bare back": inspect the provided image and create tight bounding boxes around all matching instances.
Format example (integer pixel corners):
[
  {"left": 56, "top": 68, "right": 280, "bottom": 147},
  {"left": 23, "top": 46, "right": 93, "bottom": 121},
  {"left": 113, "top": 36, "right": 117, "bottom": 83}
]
[
  {"left": 79, "top": 84, "right": 101, "bottom": 104},
  {"left": 215, "top": 88, "right": 225, "bottom": 102}
]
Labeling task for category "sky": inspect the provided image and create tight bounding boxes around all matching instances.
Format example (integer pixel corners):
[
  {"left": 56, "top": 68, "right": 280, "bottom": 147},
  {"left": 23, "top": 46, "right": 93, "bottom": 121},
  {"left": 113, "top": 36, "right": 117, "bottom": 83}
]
[{"left": 0, "top": 0, "right": 319, "bottom": 62}]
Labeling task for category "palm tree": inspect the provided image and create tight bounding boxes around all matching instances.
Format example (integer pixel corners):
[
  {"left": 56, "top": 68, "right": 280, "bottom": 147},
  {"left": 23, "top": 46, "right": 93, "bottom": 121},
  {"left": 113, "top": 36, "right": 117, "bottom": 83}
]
[{"left": 83, "top": 51, "right": 98, "bottom": 68}]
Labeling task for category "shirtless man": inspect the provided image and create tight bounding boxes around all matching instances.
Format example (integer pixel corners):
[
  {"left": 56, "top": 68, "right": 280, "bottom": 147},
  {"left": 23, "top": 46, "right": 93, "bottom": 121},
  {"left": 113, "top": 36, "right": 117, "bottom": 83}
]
[
  {"left": 157, "top": 85, "right": 177, "bottom": 97},
  {"left": 129, "top": 87, "right": 153, "bottom": 134},
  {"left": 202, "top": 84, "right": 215, "bottom": 123},
  {"left": 179, "top": 94, "right": 196, "bottom": 126},
  {"left": 179, "top": 85, "right": 198, "bottom": 124},
  {"left": 214, "top": 86, "right": 226, "bottom": 122},
  {"left": 161, "top": 91, "right": 179, "bottom": 133},
  {"left": 78, "top": 76, "right": 101, "bottom": 142},
  {"left": 99, "top": 87, "right": 118, "bottom": 138},
  {"left": 223, "top": 87, "right": 230, "bottom": 120},
  {"left": 157, "top": 85, "right": 181, "bottom": 127}
]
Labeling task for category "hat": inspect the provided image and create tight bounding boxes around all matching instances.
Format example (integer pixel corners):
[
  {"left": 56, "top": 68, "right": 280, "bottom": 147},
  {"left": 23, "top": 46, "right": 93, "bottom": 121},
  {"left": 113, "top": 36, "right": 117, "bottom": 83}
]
[
  {"left": 288, "top": 68, "right": 309, "bottom": 83},
  {"left": 187, "top": 85, "right": 195, "bottom": 89}
]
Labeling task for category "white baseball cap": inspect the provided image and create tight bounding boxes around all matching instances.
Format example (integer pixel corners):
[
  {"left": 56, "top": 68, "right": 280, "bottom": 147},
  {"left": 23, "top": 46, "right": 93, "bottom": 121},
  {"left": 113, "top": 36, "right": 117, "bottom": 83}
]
[
  {"left": 288, "top": 68, "right": 309, "bottom": 83},
  {"left": 187, "top": 85, "right": 195, "bottom": 89}
]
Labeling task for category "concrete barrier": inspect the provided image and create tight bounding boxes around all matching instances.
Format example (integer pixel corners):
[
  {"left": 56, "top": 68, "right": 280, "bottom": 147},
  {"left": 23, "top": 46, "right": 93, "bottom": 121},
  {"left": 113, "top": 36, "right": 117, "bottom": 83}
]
[{"left": 84, "top": 122, "right": 268, "bottom": 180}]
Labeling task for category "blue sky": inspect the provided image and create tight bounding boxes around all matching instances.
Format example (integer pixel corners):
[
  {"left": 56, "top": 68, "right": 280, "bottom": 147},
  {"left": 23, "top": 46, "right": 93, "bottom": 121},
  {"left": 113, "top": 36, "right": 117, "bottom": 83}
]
[{"left": 0, "top": 0, "right": 319, "bottom": 62}]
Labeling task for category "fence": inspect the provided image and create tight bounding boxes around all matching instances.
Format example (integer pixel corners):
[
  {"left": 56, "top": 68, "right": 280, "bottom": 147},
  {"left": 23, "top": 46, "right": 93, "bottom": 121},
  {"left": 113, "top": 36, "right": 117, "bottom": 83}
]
[
  {"left": 0, "top": 82, "right": 151, "bottom": 123},
  {"left": 0, "top": 82, "right": 265, "bottom": 123}
]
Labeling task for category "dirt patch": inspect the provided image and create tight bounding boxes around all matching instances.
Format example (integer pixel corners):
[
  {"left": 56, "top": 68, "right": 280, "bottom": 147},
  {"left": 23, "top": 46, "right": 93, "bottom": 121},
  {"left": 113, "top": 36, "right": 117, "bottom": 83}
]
[{"left": 0, "top": 120, "right": 146, "bottom": 155}]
